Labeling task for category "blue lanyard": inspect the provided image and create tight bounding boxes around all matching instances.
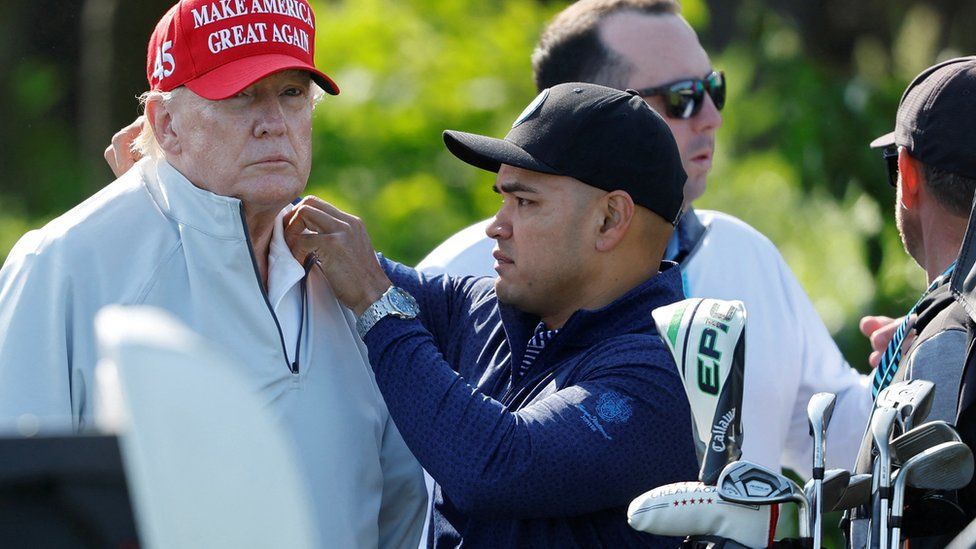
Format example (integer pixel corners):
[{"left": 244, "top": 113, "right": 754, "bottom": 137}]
[{"left": 872, "top": 261, "right": 957, "bottom": 396}]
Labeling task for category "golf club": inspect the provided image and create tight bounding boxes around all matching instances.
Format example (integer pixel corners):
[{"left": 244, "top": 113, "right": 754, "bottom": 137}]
[
  {"left": 717, "top": 460, "right": 811, "bottom": 540},
  {"left": 876, "top": 380, "right": 935, "bottom": 435},
  {"left": 807, "top": 392, "right": 836, "bottom": 549},
  {"left": 830, "top": 473, "right": 872, "bottom": 512},
  {"left": 890, "top": 441, "right": 974, "bottom": 549},
  {"left": 804, "top": 468, "right": 850, "bottom": 530},
  {"left": 869, "top": 406, "right": 899, "bottom": 549},
  {"left": 891, "top": 420, "right": 961, "bottom": 466}
]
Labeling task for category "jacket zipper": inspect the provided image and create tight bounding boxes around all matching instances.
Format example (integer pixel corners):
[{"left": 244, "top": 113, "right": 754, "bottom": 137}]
[
  {"left": 239, "top": 206, "right": 304, "bottom": 374},
  {"left": 499, "top": 338, "right": 558, "bottom": 407}
]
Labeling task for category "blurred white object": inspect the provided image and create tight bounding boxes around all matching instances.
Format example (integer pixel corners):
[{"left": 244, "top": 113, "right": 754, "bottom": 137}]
[
  {"left": 628, "top": 481, "right": 773, "bottom": 548},
  {"left": 93, "top": 305, "right": 318, "bottom": 549}
]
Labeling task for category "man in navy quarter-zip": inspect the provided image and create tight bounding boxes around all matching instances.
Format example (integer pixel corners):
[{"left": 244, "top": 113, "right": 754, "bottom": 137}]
[
  {"left": 0, "top": 1, "right": 425, "bottom": 546},
  {"left": 285, "top": 83, "right": 699, "bottom": 547}
]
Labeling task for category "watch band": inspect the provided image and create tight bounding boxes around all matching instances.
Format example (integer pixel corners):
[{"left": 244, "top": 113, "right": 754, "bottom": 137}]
[{"left": 356, "top": 286, "right": 419, "bottom": 339}]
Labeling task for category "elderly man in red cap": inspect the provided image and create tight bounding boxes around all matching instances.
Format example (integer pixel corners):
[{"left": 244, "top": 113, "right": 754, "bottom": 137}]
[{"left": 0, "top": 1, "right": 426, "bottom": 546}]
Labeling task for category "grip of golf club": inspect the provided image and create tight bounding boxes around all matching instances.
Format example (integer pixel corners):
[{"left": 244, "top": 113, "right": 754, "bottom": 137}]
[{"left": 812, "top": 480, "right": 823, "bottom": 549}]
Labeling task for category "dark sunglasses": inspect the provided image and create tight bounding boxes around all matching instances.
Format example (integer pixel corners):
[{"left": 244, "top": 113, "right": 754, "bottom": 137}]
[
  {"left": 882, "top": 145, "right": 899, "bottom": 187},
  {"left": 634, "top": 70, "right": 726, "bottom": 119}
]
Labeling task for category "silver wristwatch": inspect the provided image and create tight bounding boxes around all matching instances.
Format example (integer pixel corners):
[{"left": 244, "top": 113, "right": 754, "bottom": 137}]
[{"left": 356, "top": 286, "right": 420, "bottom": 339}]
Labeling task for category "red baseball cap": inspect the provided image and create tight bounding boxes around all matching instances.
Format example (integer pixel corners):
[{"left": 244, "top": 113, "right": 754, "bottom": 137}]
[{"left": 146, "top": 0, "right": 339, "bottom": 100}]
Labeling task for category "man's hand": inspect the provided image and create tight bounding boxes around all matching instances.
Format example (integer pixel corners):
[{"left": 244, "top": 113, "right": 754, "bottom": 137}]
[
  {"left": 284, "top": 196, "right": 392, "bottom": 316},
  {"left": 104, "top": 117, "right": 146, "bottom": 178},
  {"left": 859, "top": 315, "right": 915, "bottom": 368}
]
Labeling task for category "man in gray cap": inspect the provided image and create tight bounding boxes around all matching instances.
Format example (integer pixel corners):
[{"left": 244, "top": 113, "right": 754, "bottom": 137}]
[
  {"left": 284, "top": 82, "right": 698, "bottom": 547},
  {"left": 856, "top": 56, "right": 976, "bottom": 547}
]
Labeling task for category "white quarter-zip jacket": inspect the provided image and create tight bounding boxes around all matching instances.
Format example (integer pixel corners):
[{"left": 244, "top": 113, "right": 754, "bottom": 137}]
[{"left": 0, "top": 158, "right": 426, "bottom": 548}]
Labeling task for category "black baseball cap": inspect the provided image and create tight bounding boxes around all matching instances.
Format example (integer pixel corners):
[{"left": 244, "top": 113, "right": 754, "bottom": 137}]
[
  {"left": 443, "top": 82, "right": 687, "bottom": 225},
  {"left": 870, "top": 56, "right": 976, "bottom": 180}
]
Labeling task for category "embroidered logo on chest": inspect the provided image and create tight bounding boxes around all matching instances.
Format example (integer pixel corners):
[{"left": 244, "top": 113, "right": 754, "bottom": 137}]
[{"left": 596, "top": 391, "right": 633, "bottom": 423}]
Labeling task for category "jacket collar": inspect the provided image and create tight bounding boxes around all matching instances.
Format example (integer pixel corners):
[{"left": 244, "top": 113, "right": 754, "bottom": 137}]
[
  {"left": 141, "top": 158, "right": 307, "bottom": 298},
  {"left": 665, "top": 207, "right": 707, "bottom": 264},
  {"left": 141, "top": 158, "right": 246, "bottom": 240},
  {"left": 499, "top": 262, "right": 684, "bottom": 364}
]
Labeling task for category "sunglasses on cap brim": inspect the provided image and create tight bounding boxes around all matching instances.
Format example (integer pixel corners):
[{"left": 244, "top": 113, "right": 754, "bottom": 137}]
[
  {"left": 634, "top": 70, "right": 726, "bottom": 120},
  {"left": 882, "top": 145, "right": 899, "bottom": 188}
]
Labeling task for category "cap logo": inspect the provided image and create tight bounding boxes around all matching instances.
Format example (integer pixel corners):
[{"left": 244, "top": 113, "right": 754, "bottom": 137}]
[
  {"left": 190, "top": 1, "right": 314, "bottom": 29},
  {"left": 512, "top": 88, "right": 549, "bottom": 128},
  {"left": 189, "top": 1, "right": 314, "bottom": 56},
  {"left": 152, "top": 40, "right": 176, "bottom": 81}
]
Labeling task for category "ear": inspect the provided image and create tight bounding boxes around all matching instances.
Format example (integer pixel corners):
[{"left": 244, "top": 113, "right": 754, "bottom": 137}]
[
  {"left": 145, "top": 95, "right": 182, "bottom": 156},
  {"left": 897, "top": 147, "right": 923, "bottom": 209},
  {"left": 595, "top": 191, "right": 635, "bottom": 252}
]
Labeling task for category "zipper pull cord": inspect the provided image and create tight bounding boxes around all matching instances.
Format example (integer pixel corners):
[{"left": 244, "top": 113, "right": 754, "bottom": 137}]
[{"left": 292, "top": 255, "right": 317, "bottom": 374}]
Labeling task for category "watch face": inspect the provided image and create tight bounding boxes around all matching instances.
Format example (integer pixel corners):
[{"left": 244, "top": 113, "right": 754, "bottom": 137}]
[{"left": 390, "top": 288, "right": 419, "bottom": 315}]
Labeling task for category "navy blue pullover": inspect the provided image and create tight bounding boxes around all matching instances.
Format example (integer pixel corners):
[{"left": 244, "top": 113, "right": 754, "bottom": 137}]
[{"left": 364, "top": 257, "right": 698, "bottom": 548}]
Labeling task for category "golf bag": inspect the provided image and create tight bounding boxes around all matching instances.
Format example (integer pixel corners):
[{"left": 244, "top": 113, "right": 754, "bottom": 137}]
[{"left": 950, "top": 194, "right": 976, "bottom": 544}]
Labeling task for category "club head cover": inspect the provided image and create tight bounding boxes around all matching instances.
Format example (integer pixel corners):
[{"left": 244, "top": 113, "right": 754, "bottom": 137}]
[
  {"left": 652, "top": 298, "right": 747, "bottom": 484},
  {"left": 628, "top": 482, "right": 774, "bottom": 549}
]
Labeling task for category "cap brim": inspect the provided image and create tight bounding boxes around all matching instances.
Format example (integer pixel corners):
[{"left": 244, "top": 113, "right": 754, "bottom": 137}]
[
  {"left": 185, "top": 53, "right": 339, "bottom": 100},
  {"left": 870, "top": 131, "right": 896, "bottom": 149},
  {"left": 443, "top": 130, "right": 558, "bottom": 175}
]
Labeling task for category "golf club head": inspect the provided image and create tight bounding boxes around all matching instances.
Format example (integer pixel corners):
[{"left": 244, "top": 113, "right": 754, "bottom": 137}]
[
  {"left": 807, "top": 392, "right": 836, "bottom": 476},
  {"left": 876, "top": 379, "right": 936, "bottom": 433},
  {"left": 804, "top": 467, "right": 850, "bottom": 537},
  {"left": 820, "top": 469, "right": 851, "bottom": 510},
  {"left": 901, "top": 441, "right": 974, "bottom": 491},
  {"left": 627, "top": 481, "right": 775, "bottom": 549},
  {"left": 716, "top": 460, "right": 810, "bottom": 538},
  {"left": 870, "top": 406, "right": 899, "bottom": 487},
  {"left": 652, "top": 298, "right": 746, "bottom": 484},
  {"left": 803, "top": 469, "right": 851, "bottom": 506},
  {"left": 891, "top": 420, "right": 962, "bottom": 467},
  {"left": 890, "top": 441, "right": 975, "bottom": 549},
  {"left": 829, "top": 473, "right": 871, "bottom": 511},
  {"left": 892, "top": 420, "right": 961, "bottom": 466}
]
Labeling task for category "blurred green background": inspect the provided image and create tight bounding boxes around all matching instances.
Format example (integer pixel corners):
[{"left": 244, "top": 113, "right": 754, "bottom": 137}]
[{"left": 2, "top": 0, "right": 976, "bottom": 543}]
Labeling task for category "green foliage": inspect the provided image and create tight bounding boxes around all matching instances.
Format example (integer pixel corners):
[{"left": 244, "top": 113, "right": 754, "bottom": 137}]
[{"left": 307, "top": 0, "right": 562, "bottom": 263}]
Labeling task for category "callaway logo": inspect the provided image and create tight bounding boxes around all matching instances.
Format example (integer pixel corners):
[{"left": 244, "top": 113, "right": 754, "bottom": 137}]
[
  {"left": 710, "top": 408, "right": 736, "bottom": 452},
  {"left": 152, "top": 41, "right": 176, "bottom": 81}
]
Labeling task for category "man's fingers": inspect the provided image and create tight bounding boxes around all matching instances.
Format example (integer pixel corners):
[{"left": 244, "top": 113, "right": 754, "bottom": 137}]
[
  {"left": 106, "top": 117, "right": 147, "bottom": 177},
  {"left": 869, "top": 350, "right": 882, "bottom": 369},
  {"left": 295, "top": 196, "right": 362, "bottom": 226},
  {"left": 859, "top": 315, "right": 895, "bottom": 338},
  {"left": 287, "top": 202, "right": 351, "bottom": 235},
  {"left": 288, "top": 232, "right": 335, "bottom": 266},
  {"left": 103, "top": 145, "right": 117, "bottom": 170}
]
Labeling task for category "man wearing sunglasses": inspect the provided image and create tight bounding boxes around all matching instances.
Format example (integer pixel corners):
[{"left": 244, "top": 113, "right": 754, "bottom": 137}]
[{"left": 419, "top": 0, "right": 873, "bottom": 478}]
